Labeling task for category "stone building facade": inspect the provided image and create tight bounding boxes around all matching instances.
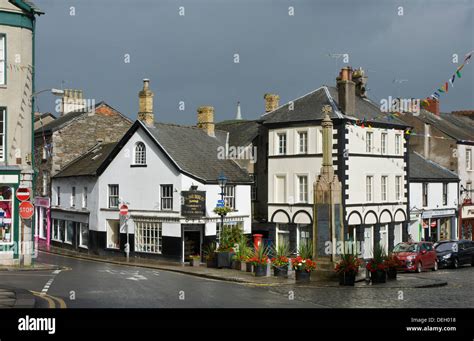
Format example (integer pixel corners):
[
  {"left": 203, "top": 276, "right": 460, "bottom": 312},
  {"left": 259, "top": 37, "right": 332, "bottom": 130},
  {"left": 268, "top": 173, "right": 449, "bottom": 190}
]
[{"left": 34, "top": 101, "right": 133, "bottom": 197}]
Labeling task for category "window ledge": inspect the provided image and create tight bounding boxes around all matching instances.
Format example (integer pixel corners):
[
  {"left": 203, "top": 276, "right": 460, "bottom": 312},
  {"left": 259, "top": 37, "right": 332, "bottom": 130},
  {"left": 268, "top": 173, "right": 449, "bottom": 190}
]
[{"left": 131, "top": 164, "right": 147, "bottom": 168}]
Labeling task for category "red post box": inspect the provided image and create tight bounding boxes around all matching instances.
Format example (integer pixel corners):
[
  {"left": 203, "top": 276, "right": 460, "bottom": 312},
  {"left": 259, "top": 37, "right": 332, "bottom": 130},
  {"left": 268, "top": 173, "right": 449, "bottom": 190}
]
[{"left": 253, "top": 234, "right": 263, "bottom": 250}]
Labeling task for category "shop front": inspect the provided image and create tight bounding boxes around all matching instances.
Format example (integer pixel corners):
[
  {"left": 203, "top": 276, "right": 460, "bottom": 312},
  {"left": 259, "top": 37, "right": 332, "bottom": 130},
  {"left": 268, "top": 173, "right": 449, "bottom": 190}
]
[
  {"left": 34, "top": 197, "right": 50, "bottom": 251},
  {"left": 460, "top": 199, "right": 474, "bottom": 240},
  {"left": 50, "top": 209, "right": 90, "bottom": 252},
  {"left": 0, "top": 170, "right": 20, "bottom": 266},
  {"left": 421, "top": 209, "right": 457, "bottom": 242}
]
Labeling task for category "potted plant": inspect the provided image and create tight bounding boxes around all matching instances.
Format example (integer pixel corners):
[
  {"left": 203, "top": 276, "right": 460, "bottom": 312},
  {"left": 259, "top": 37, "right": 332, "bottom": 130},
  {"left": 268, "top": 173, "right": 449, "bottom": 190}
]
[
  {"left": 189, "top": 254, "right": 201, "bottom": 267},
  {"left": 216, "top": 226, "right": 236, "bottom": 268},
  {"left": 233, "top": 236, "right": 251, "bottom": 271},
  {"left": 213, "top": 206, "right": 233, "bottom": 216},
  {"left": 271, "top": 241, "right": 290, "bottom": 278},
  {"left": 335, "top": 253, "right": 362, "bottom": 286},
  {"left": 204, "top": 242, "right": 217, "bottom": 268},
  {"left": 384, "top": 253, "right": 401, "bottom": 280},
  {"left": 249, "top": 245, "right": 270, "bottom": 277},
  {"left": 291, "top": 241, "right": 316, "bottom": 282},
  {"left": 366, "top": 244, "right": 387, "bottom": 284}
]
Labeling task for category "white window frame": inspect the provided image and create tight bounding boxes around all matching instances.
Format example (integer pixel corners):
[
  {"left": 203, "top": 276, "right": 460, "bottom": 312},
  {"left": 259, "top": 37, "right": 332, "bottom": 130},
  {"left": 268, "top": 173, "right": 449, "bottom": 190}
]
[
  {"left": 0, "top": 108, "right": 5, "bottom": 161},
  {"left": 297, "top": 175, "right": 308, "bottom": 203},
  {"left": 381, "top": 176, "right": 388, "bottom": 202},
  {"left": 0, "top": 34, "right": 5, "bottom": 86},
  {"left": 366, "top": 175, "right": 373, "bottom": 202},
  {"left": 277, "top": 133, "right": 287, "bottom": 155},
  {"left": 297, "top": 131, "right": 308, "bottom": 154},
  {"left": 160, "top": 184, "right": 173, "bottom": 210},
  {"left": 467, "top": 149, "right": 473, "bottom": 171},
  {"left": 381, "top": 133, "right": 387, "bottom": 155},
  {"left": 108, "top": 184, "right": 119, "bottom": 208},
  {"left": 82, "top": 187, "right": 88, "bottom": 208},
  {"left": 224, "top": 185, "right": 236, "bottom": 209},
  {"left": 366, "top": 132, "right": 373, "bottom": 153},
  {"left": 56, "top": 186, "right": 61, "bottom": 206},
  {"left": 395, "top": 176, "right": 402, "bottom": 201},
  {"left": 134, "top": 142, "right": 146, "bottom": 165},
  {"left": 79, "top": 223, "right": 88, "bottom": 248},
  {"left": 395, "top": 134, "right": 402, "bottom": 155},
  {"left": 135, "top": 220, "right": 162, "bottom": 254},
  {"left": 71, "top": 187, "right": 76, "bottom": 208},
  {"left": 64, "top": 221, "right": 73, "bottom": 245}
]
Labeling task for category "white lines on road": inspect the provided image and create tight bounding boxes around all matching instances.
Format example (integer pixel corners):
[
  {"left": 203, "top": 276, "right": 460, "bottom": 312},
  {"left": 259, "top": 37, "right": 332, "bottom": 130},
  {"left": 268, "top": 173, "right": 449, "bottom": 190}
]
[{"left": 40, "top": 269, "right": 62, "bottom": 296}]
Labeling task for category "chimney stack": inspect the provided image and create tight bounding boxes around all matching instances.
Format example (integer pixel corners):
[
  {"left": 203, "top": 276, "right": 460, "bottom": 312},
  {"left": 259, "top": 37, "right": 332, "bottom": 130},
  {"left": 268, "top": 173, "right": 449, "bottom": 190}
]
[
  {"left": 424, "top": 98, "right": 440, "bottom": 116},
  {"left": 264, "top": 93, "right": 280, "bottom": 113},
  {"left": 60, "top": 89, "right": 86, "bottom": 115},
  {"left": 336, "top": 67, "right": 356, "bottom": 116},
  {"left": 352, "top": 67, "right": 368, "bottom": 98},
  {"left": 197, "top": 106, "right": 215, "bottom": 137},
  {"left": 138, "top": 79, "right": 154, "bottom": 126}
]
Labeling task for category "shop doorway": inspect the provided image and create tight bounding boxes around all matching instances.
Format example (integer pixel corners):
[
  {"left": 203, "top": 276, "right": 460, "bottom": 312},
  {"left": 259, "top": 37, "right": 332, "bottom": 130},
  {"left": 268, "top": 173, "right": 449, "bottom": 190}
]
[{"left": 183, "top": 225, "right": 203, "bottom": 262}]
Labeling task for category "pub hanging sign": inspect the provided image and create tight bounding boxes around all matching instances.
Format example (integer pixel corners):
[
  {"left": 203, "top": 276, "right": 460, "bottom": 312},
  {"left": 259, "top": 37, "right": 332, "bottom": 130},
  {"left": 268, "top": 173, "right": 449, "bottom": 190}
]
[{"left": 181, "top": 190, "right": 206, "bottom": 218}]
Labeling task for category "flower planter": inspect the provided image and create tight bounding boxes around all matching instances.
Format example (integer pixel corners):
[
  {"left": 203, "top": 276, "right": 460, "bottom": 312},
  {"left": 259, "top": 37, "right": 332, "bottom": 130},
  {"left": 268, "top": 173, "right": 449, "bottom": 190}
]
[
  {"left": 190, "top": 258, "right": 201, "bottom": 267},
  {"left": 246, "top": 262, "right": 253, "bottom": 272},
  {"left": 273, "top": 266, "right": 288, "bottom": 278},
  {"left": 240, "top": 261, "right": 247, "bottom": 271},
  {"left": 217, "top": 251, "right": 234, "bottom": 268},
  {"left": 233, "top": 260, "right": 242, "bottom": 270},
  {"left": 254, "top": 264, "right": 266, "bottom": 277},
  {"left": 370, "top": 270, "right": 387, "bottom": 284},
  {"left": 338, "top": 271, "right": 356, "bottom": 286},
  {"left": 206, "top": 258, "right": 217, "bottom": 268},
  {"left": 387, "top": 267, "right": 397, "bottom": 280},
  {"left": 295, "top": 270, "right": 311, "bottom": 282}
]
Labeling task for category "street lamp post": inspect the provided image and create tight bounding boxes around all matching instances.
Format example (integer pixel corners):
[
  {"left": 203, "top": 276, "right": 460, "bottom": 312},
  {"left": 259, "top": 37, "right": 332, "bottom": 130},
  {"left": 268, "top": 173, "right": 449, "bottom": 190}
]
[{"left": 217, "top": 172, "right": 228, "bottom": 246}]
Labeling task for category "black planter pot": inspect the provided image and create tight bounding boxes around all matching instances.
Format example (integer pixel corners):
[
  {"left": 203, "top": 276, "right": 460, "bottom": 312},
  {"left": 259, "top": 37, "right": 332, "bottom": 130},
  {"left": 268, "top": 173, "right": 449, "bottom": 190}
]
[
  {"left": 387, "top": 267, "right": 397, "bottom": 280},
  {"left": 273, "top": 266, "right": 288, "bottom": 278},
  {"left": 217, "top": 251, "right": 234, "bottom": 268},
  {"left": 339, "top": 271, "right": 356, "bottom": 286},
  {"left": 206, "top": 258, "right": 217, "bottom": 268},
  {"left": 246, "top": 262, "right": 253, "bottom": 272},
  {"left": 233, "top": 260, "right": 241, "bottom": 270},
  {"left": 255, "top": 264, "right": 266, "bottom": 277},
  {"left": 370, "top": 270, "right": 387, "bottom": 284},
  {"left": 295, "top": 270, "right": 311, "bottom": 282}
]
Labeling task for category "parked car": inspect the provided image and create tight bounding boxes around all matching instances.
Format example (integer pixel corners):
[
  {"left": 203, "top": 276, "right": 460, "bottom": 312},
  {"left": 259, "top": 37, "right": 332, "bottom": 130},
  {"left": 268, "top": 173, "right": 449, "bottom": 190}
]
[
  {"left": 392, "top": 242, "right": 438, "bottom": 272},
  {"left": 434, "top": 240, "right": 474, "bottom": 269}
]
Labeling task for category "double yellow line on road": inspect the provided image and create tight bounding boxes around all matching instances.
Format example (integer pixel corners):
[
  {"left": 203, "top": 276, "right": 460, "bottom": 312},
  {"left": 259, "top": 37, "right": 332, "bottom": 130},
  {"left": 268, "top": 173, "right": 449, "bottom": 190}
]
[{"left": 30, "top": 291, "right": 67, "bottom": 309}]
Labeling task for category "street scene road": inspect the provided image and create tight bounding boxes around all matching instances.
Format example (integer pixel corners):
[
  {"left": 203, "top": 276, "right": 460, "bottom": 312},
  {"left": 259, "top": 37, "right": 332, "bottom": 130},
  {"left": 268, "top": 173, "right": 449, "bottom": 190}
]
[{"left": 1, "top": 251, "right": 472, "bottom": 309}]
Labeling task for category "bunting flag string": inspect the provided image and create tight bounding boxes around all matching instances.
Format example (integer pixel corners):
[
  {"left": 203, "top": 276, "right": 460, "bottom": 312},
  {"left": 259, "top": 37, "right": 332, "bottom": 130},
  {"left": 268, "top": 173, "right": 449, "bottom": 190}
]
[{"left": 425, "top": 50, "right": 473, "bottom": 103}]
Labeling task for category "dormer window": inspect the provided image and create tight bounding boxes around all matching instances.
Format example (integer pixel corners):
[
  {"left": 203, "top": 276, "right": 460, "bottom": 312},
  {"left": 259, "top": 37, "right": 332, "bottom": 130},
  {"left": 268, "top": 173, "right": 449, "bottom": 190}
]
[{"left": 134, "top": 142, "right": 146, "bottom": 165}]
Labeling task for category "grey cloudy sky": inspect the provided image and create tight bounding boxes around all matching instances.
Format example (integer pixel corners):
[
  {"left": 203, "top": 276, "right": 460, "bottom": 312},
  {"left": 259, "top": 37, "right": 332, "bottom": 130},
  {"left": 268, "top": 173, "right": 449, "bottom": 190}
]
[{"left": 35, "top": 0, "right": 473, "bottom": 124}]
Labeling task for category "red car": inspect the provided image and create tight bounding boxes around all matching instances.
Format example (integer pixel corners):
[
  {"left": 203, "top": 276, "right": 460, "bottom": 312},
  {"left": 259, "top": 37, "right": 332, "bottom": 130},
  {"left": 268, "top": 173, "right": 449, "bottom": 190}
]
[{"left": 392, "top": 242, "right": 438, "bottom": 272}]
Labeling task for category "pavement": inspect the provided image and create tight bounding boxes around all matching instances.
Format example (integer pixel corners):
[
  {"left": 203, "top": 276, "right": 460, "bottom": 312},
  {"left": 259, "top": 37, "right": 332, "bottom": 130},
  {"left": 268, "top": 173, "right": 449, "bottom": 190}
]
[
  {"left": 0, "top": 287, "right": 35, "bottom": 308},
  {"left": 38, "top": 246, "right": 447, "bottom": 288}
]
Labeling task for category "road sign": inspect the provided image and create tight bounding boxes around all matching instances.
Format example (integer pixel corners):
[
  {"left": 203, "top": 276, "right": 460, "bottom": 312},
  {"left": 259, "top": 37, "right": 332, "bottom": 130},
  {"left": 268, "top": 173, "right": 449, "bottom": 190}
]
[
  {"left": 120, "top": 204, "right": 129, "bottom": 216},
  {"left": 217, "top": 200, "right": 225, "bottom": 207},
  {"left": 19, "top": 201, "right": 34, "bottom": 219},
  {"left": 16, "top": 188, "right": 31, "bottom": 202}
]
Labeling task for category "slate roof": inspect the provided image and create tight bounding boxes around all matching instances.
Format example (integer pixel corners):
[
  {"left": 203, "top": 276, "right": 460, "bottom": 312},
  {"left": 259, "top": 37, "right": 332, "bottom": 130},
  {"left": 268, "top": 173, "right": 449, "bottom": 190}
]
[
  {"left": 145, "top": 122, "right": 252, "bottom": 183},
  {"left": 35, "top": 101, "right": 129, "bottom": 135},
  {"left": 54, "top": 143, "right": 118, "bottom": 178},
  {"left": 409, "top": 151, "right": 459, "bottom": 181},
  {"left": 215, "top": 120, "right": 259, "bottom": 147},
  {"left": 261, "top": 86, "right": 408, "bottom": 127}
]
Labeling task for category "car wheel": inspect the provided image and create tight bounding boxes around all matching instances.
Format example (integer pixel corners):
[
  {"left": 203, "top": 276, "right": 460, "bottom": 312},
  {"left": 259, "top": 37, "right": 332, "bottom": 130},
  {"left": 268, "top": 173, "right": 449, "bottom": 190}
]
[
  {"left": 432, "top": 260, "right": 438, "bottom": 271},
  {"left": 416, "top": 262, "right": 422, "bottom": 273},
  {"left": 452, "top": 258, "right": 459, "bottom": 269}
]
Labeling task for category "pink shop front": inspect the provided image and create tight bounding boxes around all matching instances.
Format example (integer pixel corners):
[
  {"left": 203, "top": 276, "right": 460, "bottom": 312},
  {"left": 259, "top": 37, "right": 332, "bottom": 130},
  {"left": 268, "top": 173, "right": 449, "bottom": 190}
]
[{"left": 34, "top": 197, "right": 51, "bottom": 251}]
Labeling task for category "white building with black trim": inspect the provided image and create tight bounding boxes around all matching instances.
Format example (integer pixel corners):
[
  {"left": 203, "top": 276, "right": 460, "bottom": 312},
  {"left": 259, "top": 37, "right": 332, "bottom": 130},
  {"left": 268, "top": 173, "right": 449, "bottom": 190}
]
[
  {"left": 49, "top": 80, "right": 252, "bottom": 262},
  {"left": 258, "top": 67, "right": 410, "bottom": 257}
]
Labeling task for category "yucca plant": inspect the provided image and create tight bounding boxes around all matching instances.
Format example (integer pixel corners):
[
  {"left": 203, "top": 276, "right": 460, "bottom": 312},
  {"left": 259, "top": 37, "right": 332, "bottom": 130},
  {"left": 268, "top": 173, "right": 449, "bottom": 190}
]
[
  {"left": 298, "top": 240, "right": 313, "bottom": 260},
  {"left": 271, "top": 241, "right": 290, "bottom": 267},
  {"left": 234, "top": 235, "right": 251, "bottom": 261},
  {"left": 203, "top": 242, "right": 217, "bottom": 261}
]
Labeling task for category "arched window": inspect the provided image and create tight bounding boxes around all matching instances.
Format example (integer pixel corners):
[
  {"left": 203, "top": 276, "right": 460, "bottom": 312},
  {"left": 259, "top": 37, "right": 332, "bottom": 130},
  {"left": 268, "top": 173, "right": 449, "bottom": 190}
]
[{"left": 134, "top": 142, "right": 146, "bottom": 165}]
